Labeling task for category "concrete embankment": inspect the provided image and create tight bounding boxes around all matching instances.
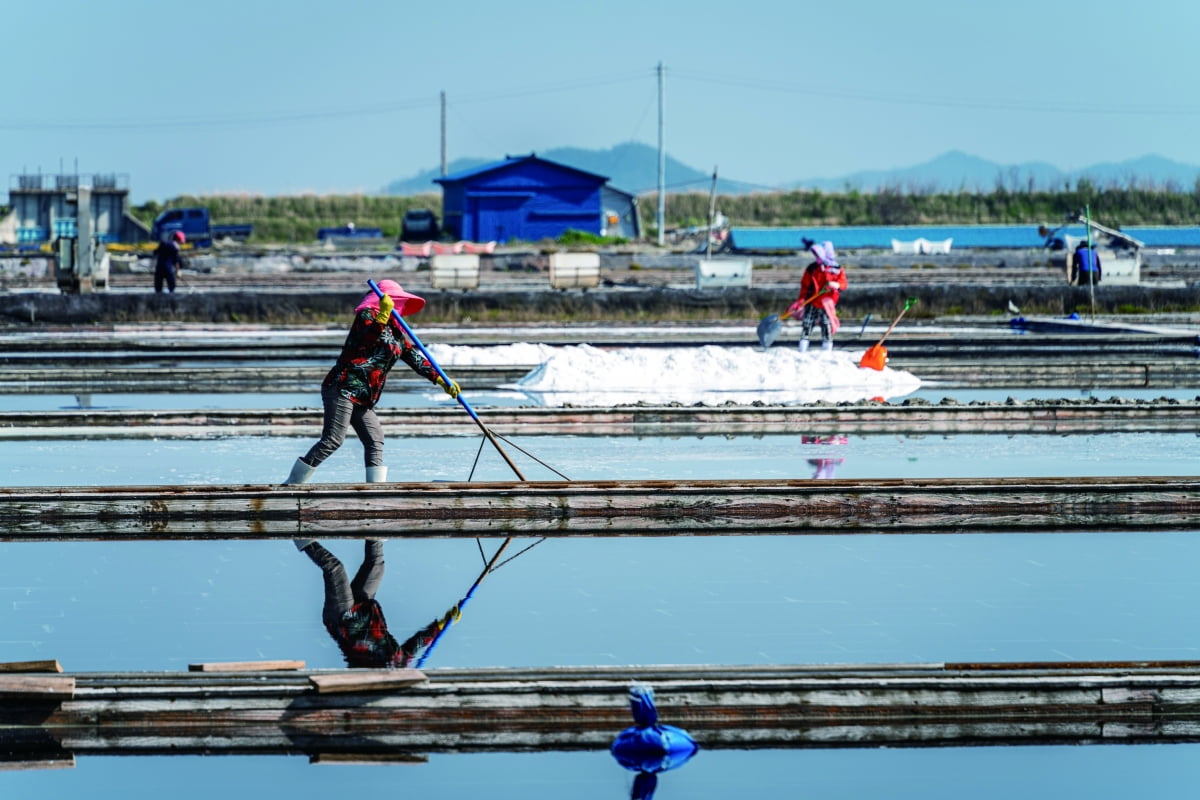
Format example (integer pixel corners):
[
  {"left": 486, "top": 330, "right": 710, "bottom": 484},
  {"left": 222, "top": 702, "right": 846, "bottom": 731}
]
[
  {"left": 2, "top": 246, "right": 1197, "bottom": 324},
  {"left": 1, "top": 282, "right": 1197, "bottom": 325}
]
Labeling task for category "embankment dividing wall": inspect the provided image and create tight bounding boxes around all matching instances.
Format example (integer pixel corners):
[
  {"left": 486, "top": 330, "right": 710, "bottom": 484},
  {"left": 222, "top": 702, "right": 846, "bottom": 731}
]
[{"left": 1, "top": 283, "right": 1197, "bottom": 325}]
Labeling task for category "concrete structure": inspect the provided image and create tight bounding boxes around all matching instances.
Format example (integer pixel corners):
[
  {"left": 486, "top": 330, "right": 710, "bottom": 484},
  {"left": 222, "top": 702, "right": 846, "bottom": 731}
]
[
  {"left": 435, "top": 154, "right": 640, "bottom": 244},
  {"left": 891, "top": 237, "right": 953, "bottom": 254},
  {"left": 430, "top": 253, "right": 480, "bottom": 289},
  {"left": 3, "top": 173, "right": 149, "bottom": 247},
  {"left": 548, "top": 252, "right": 601, "bottom": 289},
  {"left": 53, "top": 186, "right": 110, "bottom": 294},
  {"left": 695, "top": 257, "right": 752, "bottom": 289}
]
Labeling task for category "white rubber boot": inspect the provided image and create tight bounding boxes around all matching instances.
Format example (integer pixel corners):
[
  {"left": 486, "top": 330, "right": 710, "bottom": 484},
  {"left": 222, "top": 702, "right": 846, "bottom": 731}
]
[
  {"left": 821, "top": 340, "right": 833, "bottom": 351},
  {"left": 366, "top": 466, "right": 388, "bottom": 483},
  {"left": 798, "top": 339, "right": 810, "bottom": 353},
  {"left": 284, "top": 458, "right": 316, "bottom": 485}
]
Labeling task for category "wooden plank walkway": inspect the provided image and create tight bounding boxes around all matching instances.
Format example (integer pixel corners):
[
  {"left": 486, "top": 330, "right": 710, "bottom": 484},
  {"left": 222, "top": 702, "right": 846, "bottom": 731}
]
[
  {"left": 2, "top": 476, "right": 1198, "bottom": 540},
  {"left": 4, "top": 661, "right": 1200, "bottom": 760},
  {"left": 1, "top": 328, "right": 1193, "bottom": 357},
  {"left": 1, "top": 401, "right": 1197, "bottom": 439},
  {"left": 3, "top": 358, "right": 1199, "bottom": 393}
]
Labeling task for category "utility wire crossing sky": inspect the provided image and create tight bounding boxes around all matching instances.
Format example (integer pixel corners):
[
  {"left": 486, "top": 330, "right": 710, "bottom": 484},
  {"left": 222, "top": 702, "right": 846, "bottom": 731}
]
[{"left": 3, "top": 0, "right": 1197, "bottom": 201}]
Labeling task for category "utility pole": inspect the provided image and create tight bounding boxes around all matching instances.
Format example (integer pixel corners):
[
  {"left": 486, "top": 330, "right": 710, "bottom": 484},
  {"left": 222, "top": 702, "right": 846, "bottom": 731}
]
[
  {"left": 656, "top": 61, "right": 666, "bottom": 247},
  {"left": 1085, "top": 203, "right": 1096, "bottom": 321},
  {"left": 440, "top": 91, "right": 447, "bottom": 176},
  {"left": 705, "top": 166, "right": 718, "bottom": 260}
]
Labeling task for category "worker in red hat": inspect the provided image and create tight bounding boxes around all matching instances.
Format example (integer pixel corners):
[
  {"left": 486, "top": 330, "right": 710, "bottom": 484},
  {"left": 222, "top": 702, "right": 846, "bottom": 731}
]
[
  {"left": 283, "top": 279, "right": 459, "bottom": 487},
  {"left": 153, "top": 230, "right": 187, "bottom": 293}
]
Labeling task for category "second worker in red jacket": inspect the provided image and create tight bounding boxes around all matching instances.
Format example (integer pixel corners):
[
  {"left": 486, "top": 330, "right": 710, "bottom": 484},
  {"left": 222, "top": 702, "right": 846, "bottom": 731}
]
[{"left": 787, "top": 240, "right": 848, "bottom": 352}]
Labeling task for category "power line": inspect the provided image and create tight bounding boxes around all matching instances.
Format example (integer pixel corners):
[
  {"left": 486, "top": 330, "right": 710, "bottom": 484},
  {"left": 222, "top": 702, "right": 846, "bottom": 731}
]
[
  {"left": 5, "top": 64, "right": 1196, "bottom": 134},
  {"left": 669, "top": 68, "right": 1200, "bottom": 116},
  {"left": 0, "top": 98, "right": 439, "bottom": 132},
  {"left": 0, "top": 72, "right": 650, "bottom": 132},
  {"left": 449, "top": 70, "right": 649, "bottom": 105}
]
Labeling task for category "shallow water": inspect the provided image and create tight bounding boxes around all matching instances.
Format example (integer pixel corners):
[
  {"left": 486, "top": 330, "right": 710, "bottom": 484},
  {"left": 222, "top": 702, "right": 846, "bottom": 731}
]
[
  {"left": 6, "top": 745, "right": 1200, "bottom": 800},
  {"left": 7, "top": 530, "right": 1200, "bottom": 673},
  {"left": 7, "top": 430, "right": 1197, "bottom": 487},
  {"left": 5, "top": 390, "right": 1200, "bottom": 797}
]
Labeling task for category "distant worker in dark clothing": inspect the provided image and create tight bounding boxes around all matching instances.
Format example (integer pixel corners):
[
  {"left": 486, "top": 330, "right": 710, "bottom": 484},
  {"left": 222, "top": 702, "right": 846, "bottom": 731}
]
[
  {"left": 294, "top": 538, "right": 455, "bottom": 668},
  {"left": 1071, "top": 241, "right": 1102, "bottom": 286},
  {"left": 154, "top": 230, "right": 186, "bottom": 293}
]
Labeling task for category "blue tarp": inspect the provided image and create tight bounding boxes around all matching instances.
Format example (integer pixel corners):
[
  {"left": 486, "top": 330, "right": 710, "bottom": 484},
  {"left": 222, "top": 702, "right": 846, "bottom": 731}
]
[
  {"left": 610, "top": 685, "right": 698, "bottom": 775},
  {"left": 727, "top": 225, "right": 1200, "bottom": 251}
]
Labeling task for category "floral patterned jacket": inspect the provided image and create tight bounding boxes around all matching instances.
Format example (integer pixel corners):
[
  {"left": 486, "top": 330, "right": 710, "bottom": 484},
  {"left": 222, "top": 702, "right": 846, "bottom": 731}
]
[
  {"left": 328, "top": 599, "right": 440, "bottom": 668},
  {"left": 323, "top": 309, "right": 437, "bottom": 408}
]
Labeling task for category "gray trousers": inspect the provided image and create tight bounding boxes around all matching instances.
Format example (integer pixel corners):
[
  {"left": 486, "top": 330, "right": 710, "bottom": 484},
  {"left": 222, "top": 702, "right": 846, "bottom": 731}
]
[
  {"left": 799, "top": 303, "right": 833, "bottom": 342},
  {"left": 302, "top": 384, "right": 385, "bottom": 468},
  {"left": 303, "top": 540, "right": 386, "bottom": 632}
]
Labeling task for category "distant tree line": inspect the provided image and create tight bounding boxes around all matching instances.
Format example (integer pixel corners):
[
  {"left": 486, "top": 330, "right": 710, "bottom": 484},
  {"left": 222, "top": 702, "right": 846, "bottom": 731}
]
[
  {"left": 129, "top": 194, "right": 443, "bottom": 242},
  {"left": 125, "top": 181, "right": 1200, "bottom": 245},
  {"left": 659, "top": 180, "right": 1200, "bottom": 231}
]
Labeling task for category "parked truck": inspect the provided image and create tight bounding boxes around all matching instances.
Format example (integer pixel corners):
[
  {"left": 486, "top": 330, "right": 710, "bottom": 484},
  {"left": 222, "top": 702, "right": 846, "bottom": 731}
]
[{"left": 150, "top": 207, "right": 253, "bottom": 247}]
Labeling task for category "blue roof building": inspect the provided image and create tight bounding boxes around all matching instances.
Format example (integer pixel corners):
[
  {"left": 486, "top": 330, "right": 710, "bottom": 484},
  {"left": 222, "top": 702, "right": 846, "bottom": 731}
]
[{"left": 434, "top": 154, "right": 640, "bottom": 243}]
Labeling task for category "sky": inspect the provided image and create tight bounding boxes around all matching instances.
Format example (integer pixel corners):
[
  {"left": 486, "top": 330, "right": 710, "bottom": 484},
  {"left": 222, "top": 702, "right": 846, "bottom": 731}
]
[{"left": 4, "top": 0, "right": 1198, "bottom": 203}]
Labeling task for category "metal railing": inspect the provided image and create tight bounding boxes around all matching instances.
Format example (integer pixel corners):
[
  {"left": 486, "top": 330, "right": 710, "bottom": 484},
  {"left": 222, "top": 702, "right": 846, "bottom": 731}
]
[{"left": 9, "top": 173, "right": 129, "bottom": 191}]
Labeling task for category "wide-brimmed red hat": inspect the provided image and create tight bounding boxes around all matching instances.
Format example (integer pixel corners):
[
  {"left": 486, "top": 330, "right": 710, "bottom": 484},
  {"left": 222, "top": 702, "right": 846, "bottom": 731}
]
[{"left": 356, "top": 279, "right": 426, "bottom": 317}]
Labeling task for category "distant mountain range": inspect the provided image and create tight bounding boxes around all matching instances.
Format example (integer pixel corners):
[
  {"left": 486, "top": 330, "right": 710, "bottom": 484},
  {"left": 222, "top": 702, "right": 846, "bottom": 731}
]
[
  {"left": 382, "top": 141, "right": 762, "bottom": 197},
  {"left": 382, "top": 142, "right": 1200, "bottom": 196}
]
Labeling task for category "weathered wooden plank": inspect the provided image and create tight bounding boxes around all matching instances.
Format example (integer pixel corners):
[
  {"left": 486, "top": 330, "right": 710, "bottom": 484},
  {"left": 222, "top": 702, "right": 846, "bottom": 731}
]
[
  {"left": 0, "top": 675, "right": 75, "bottom": 699},
  {"left": 0, "top": 401, "right": 1196, "bottom": 440},
  {"left": 7, "top": 661, "right": 1200, "bottom": 758},
  {"left": 0, "top": 660, "right": 63, "bottom": 674},
  {"left": 0, "top": 757, "right": 75, "bottom": 771},
  {"left": 310, "top": 752, "right": 428, "bottom": 765},
  {"left": 1, "top": 355, "right": 1199, "bottom": 393},
  {"left": 188, "top": 660, "right": 306, "bottom": 673},
  {"left": 1, "top": 477, "right": 1198, "bottom": 540},
  {"left": 309, "top": 670, "right": 427, "bottom": 694}
]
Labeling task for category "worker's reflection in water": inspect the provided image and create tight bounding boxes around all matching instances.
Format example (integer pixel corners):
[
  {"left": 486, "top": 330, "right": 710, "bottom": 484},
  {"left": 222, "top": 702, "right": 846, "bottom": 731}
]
[
  {"left": 803, "top": 434, "right": 847, "bottom": 479},
  {"left": 295, "top": 539, "right": 453, "bottom": 668}
]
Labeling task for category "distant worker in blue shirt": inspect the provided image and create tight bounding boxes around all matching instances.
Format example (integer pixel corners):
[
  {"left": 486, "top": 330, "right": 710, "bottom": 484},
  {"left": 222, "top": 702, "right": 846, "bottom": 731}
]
[
  {"left": 153, "top": 230, "right": 186, "bottom": 293},
  {"left": 1071, "top": 240, "right": 1102, "bottom": 286}
]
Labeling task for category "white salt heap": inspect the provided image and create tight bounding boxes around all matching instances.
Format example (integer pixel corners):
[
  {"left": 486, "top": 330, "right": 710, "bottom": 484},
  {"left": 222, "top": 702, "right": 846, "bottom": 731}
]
[{"left": 426, "top": 343, "right": 920, "bottom": 406}]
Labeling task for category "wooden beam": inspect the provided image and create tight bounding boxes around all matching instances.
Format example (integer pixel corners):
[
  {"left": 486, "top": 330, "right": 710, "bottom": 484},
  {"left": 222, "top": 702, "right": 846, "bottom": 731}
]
[
  {"left": 309, "top": 669, "right": 427, "bottom": 694},
  {"left": 0, "top": 757, "right": 75, "bottom": 771},
  {"left": 1, "top": 359, "right": 1199, "bottom": 394},
  {"left": 188, "top": 660, "right": 306, "bottom": 673},
  {"left": 309, "top": 753, "right": 427, "bottom": 765},
  {"left": 1, "top": 476, "right": 1198, "bottom": 540},
  {"left": 0, "top": 675, "right": 75, "bottom": 699},
  {"left": 0, "top": 400, "right": 1197, "bottom": 439},
  {"left": 6, "top": 662, "right": 1200, "bottom": 757},
  {"left": 0, "top": 661, "right": 62, "bottom": 674}
]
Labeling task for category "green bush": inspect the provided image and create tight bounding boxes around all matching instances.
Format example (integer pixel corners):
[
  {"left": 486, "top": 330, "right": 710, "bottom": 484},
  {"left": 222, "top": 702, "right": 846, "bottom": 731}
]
[{"left": 556, "top": 229, "right": 628, "bottom": 246}]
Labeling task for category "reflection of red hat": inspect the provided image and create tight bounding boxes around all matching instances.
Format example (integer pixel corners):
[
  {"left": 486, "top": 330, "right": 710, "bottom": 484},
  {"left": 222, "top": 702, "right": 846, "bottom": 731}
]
[{"left": 356, "top": 279, "right": 425, "bottom": 317}]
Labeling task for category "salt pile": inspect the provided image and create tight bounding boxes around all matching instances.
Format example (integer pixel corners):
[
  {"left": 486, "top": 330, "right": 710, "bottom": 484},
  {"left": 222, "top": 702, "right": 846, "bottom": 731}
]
[{"left": 426, "top": 343, "right": 920, "bottom": 406}]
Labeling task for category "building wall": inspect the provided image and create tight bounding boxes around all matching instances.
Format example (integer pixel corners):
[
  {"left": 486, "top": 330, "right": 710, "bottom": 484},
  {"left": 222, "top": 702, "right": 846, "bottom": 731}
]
[
  {"left": 600, "top": 186, "right": 639, "bottom": 239},
  {"left": 8, "top": 176, "right": 133, "bottom": 243},
  {"left": 440, "top": 182, "right": 467, "bottom": 240},
  {"left": 442, "top": 159, "right": 606, "bottom": 243}
]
